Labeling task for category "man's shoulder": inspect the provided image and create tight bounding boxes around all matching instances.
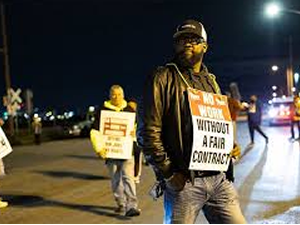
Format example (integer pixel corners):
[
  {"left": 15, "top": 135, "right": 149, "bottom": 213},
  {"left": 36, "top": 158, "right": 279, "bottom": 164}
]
[
  {"left": 148, "top": 65, "right": 175, "bottom": 83},
  {"left": 152, "top": 65, "right": 171, "bottom": 76}
]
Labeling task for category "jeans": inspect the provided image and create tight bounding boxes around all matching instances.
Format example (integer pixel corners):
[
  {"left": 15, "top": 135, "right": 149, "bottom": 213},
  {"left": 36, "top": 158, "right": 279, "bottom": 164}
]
[
  {"left": 163, "top": 172, "right": 246, "bottom": 224},
  {"left": 106, "top": 157, "right": 138, "bottom": 210},
  {"left": 248, "top": 122, "right": 268, "bottom": 143},
  {"left": 291, "top": 120, "right": 300, "bottom": 138}
]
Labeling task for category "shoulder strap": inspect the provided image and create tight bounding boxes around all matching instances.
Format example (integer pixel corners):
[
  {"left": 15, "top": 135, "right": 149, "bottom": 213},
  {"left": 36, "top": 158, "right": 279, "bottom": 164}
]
[
  {"left": 208, "top": 73, "right": 221, "bottom": 94},
  {"left": 166, "top": 63, "right": 191, "bottom": 88}
]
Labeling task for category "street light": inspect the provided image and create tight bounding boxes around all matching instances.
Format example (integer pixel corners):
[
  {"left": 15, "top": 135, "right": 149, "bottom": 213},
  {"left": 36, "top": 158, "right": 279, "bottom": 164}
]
[
  {"left": 265, "top": 3, "right": 281, "bottom": 18},
  {"left": 265, "top": 2, "right": 300, "bottom": 17},
  {"left": 272, "top": 65, "right": 279, "bottom": 71},
  {"left": 264, "top": 2, "right": 300, "bottom": 96}
]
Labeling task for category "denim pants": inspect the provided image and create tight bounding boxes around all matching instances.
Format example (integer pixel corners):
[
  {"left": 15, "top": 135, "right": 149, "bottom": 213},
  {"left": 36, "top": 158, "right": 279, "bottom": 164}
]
[
  {"left": 164, "top": 172, "right": 246, "bottom": 224},
  {"left": 106, "top": 157, "right": 138, "bottom": 210}
]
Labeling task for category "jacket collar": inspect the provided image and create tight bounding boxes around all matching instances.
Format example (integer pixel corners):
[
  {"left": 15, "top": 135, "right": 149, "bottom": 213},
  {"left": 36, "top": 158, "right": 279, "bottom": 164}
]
[
  {"left": 172, "top": 57, "right": 209, "bottom": 76},
  {"left": 104, "top": 100, "right": 127, "bottom": 112}
]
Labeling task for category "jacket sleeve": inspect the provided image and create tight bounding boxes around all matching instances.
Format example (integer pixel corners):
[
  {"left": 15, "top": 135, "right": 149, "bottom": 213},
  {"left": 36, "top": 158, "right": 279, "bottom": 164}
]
[{"left": 138, "top": 68, "right": 173, "bottom": 180}]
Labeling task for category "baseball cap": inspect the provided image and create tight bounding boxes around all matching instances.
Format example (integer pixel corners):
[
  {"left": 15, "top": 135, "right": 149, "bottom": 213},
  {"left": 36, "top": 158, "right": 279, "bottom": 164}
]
[{"left": 173, "top": 19, "right": 207, "bottom": 42}]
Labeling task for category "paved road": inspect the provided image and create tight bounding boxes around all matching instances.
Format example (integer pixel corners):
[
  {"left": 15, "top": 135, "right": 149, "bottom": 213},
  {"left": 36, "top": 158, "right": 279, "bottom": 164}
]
[{"left": 0, "top": 122, "right": 300, "bottom": 223}]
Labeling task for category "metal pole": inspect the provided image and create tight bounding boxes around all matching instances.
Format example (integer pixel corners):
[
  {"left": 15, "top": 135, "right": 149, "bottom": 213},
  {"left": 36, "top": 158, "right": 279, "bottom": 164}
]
[
  {"left": 284, "top": 8, "right": 300, "bottom": 15},
  {"left": 286, "top": 36, "right": 293, "bottom": 96},
  {"left": 0, "top": 1, "right": 14, "bottom": 136}
]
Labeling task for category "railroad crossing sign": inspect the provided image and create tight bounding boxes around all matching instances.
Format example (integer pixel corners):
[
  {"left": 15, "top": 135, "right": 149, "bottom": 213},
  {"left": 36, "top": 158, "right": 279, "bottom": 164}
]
[
  {"left": 8, "top": 88, "right": 22, "bottom": 105},
  {"left": 3, "top": 88, "right": 22, "bottom": 116}
]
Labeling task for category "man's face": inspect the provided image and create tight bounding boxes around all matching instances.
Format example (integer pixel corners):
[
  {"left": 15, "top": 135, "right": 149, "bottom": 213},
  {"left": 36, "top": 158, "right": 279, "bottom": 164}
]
[
  {"left": 174, "top": 34, "right": 207, "bottom": 67},
  {"left": 110, "top": 88, "right": 124, "bottom": 106},
  {"left": 250, "top": 95, "right": 257, "bottom": 103}
]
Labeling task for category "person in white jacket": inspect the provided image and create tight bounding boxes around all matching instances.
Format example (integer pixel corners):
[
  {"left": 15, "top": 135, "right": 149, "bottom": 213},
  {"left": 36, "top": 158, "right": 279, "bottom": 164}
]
[
  {"left": 0, "top": 118, "right": 8, "bottom": 208},
  {"left": 90, "top": 85, "right": 140, "bottom": 217}
]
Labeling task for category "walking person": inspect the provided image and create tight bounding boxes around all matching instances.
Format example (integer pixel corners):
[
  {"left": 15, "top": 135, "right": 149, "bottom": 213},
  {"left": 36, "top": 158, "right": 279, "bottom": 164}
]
[
  {"left": 0, "top": 118, "right": 8, "bottom": 208},
  {"left": 127, "top": 99, "right": 143, "bottom": 184},
  {"left": 90, "top": 85, "right": 140, "bottom": 217},
  {"left": 290, "top": 95, "right": 300, "bottom": 141},
  {"left": 226, "top": 91, "right": 245, "bottom": 140},
  {"left": 32, "top": 116, "right": 42, "bottom": 145},
  {"left": 139, "top": 19, "right": 246, "bottom": 224},
  {"left": 246, "top": 95, "right": 268, "bottom": 145}
]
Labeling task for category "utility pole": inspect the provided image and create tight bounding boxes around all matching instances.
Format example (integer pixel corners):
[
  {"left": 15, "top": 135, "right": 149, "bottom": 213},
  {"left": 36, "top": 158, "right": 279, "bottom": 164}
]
[{"left": 0, "top": 1, "right": 14, "bottom": 136}]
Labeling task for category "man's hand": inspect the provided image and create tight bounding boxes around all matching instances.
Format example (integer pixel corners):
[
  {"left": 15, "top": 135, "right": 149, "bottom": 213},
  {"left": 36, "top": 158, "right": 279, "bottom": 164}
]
[
  {"left": 230, "top": 143, "right": 241, "bottom": 159},
  {"left": 90, "top": 129, "right": 107, "bottom": 159},
  {"left": 96, "top": 148, "right": 108, "bottom": 159},
  {"left": 166, "top": 172, "right": 188, "bottom": 192}
]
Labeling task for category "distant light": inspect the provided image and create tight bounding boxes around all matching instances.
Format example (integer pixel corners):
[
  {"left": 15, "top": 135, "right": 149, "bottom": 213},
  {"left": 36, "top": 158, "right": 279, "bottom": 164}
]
[
  {"left": 49, "top": 115, "right": 55, "bottom": 121},
  {"left": 272, "top": 65, "right": 279, "bottom": 71},
  {"left": 89, "top": 106, "right": 95, "bottom": 112},
  {"left": 282, "top": 95, "right": 286, "bottom": 99},
  {"left": 68, "top": 111, "right": 74, "bottom": 118},
  {"left": 46, "top": 111, "right": 52, "bottom": 117},
  {"left": 294, "top": 72, "right": 299, "bottom": 83},
  {"left": 57, "top": 115, "right": 64, "bottom": 120},
  {"left": 272, "top": 85, "right": 277, "bottom": 91},
  {"left": 265, "top": 3, "right": 281, "bottom": 18},
  {"left": 34, "top": 113, "right": 39, "bottom": 118},
  {"left": 268, "top": 100, "right": 273, "bottom": 104},
  {"left": 272, "top": 92, "right": 277, "bottom": 97},
  {"left": 24, "top": 113, "right": 29, "bottom": 119},
  {"left": 292, "top": 87, "right": 296, "bottom": 92}
]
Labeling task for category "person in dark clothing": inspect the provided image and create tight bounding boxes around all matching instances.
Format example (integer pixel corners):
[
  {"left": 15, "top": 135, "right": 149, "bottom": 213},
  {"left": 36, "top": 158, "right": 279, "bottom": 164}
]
[
  {"left": 138, "top": 19, "right": 245, "bottom": 224},
  {"left": 246, "top": 95, "right": 268, "bottom": 145},
  {"left": 290, "top": 95, "right": 300, "bottom": 141},
  {"left": 127, "top": 98, "right": 143, "bottom": 184}
]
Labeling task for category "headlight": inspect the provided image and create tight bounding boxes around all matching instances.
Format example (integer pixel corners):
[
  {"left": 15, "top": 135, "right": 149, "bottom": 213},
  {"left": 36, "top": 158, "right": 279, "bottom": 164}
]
[{"left": 268, "top": 108, "right": 278, "bottom": 117}]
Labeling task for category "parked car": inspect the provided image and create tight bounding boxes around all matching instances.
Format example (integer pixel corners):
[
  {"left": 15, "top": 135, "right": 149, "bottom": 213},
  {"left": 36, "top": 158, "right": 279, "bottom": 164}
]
[{"left": 65, "top": 120, "right": 93, "bottom": 137}]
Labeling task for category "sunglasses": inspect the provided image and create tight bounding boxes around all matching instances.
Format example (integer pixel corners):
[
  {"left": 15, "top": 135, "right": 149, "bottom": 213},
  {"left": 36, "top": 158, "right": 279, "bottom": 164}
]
[{"left": 174, "top": 36, "right": 205, "bottom": 45}]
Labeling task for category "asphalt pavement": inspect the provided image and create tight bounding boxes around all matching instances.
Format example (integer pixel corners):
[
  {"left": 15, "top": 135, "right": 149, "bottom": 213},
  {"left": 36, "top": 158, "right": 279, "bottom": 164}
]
[{"left": 1, "top": 122, "right": 300, "bottom": 223}]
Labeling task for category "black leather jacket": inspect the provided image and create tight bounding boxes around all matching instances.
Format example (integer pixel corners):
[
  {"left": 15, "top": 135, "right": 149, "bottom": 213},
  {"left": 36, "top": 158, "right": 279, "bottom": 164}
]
[{"left": 138, "top": 62, "right": 223, "bottom": 180}]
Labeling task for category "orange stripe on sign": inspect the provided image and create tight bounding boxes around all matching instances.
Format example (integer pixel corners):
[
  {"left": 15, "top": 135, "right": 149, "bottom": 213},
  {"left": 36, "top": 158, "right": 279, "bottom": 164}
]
[{"left": 188, "top": 89, "right": 232, "bottom": 121}]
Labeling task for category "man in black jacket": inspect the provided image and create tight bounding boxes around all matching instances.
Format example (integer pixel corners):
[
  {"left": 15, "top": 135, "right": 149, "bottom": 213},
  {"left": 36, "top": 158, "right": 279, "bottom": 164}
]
[{"left": 139, "top": 19, "right": 246, "bottom": 223}]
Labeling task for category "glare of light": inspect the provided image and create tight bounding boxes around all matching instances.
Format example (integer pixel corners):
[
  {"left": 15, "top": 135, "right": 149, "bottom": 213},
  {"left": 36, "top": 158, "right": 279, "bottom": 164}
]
[
  {"left": 272, "top": 85, "right": 277, "bottom": 91},
  {"left": 265, "top": 3, "right": 281, "bottom": 18},
  {"left": 57, "top": 115, "right": 64, "bottom": 120},
  {"left": 294, "top": 73, "right": 299, "bottom": 84},
  {"left": 268, "top": 100, "right": 273, "bottom": 104},
  {"left": 24, "top": 113, "right": 29, "bottom": 119},
  {"left": 46, "top": 111, "right": 52, "bottom": 117},
  {"left": 49, "top": 115, "right": 55, "bottom": 121},
  {"left": 282, "top": 95, "right": 286, "bottom": 99},
  {"left": 68, "top": 111, "right": 74, "bottom": 118},
  {"left": 272, "top": 92, "right": 277, "bottom": 97},
  {"left": 292, "top": 87, "right": 296, "bottom": 92},
  {"left": 34, "top": 113, "right": 39, "bottom": 118},
  {"left": 89, "top": 106, "right": 95, "bottom": 112},
  {"left": 268, "top": 108, "right": 278, "bottom": 117},
  {"left": 272, "top": 65, "right": 279, "bottom": 71}
]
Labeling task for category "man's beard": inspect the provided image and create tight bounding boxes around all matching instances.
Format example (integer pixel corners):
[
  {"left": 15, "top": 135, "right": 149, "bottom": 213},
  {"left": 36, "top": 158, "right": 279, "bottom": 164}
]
[{"left": 176, "top": 51, "right": 204, "bottom": 69}]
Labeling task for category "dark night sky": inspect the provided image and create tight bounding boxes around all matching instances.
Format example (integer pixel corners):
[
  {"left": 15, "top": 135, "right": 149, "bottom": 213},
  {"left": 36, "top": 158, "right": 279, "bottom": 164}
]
[{"left": 0, "top": 0, "right": 300, "bottom": 111}]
